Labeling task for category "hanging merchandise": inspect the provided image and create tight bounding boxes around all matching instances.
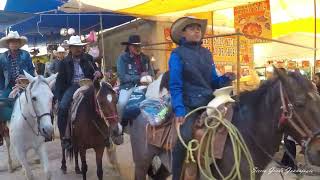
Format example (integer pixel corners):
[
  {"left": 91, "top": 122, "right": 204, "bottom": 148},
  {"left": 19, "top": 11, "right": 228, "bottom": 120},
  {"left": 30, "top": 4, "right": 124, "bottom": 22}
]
[
  {"left": 86, "top": 31, "right": 98, "bottom": 43},
  {"left": 140, "top": 95, "right": 171, "bottom": 126}
]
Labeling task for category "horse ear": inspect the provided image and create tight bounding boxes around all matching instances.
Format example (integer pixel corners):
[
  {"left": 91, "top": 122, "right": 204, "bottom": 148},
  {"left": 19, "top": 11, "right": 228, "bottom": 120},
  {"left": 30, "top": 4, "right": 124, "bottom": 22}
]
[
  {"left": 23, "top": 70, "right": 35, "bottom": 82},
  {"left": 273, "top": 66, "right": 289, "bottom": 85},
  {"left": 45, "top": 73, "right": 58, "bottom": 84}
]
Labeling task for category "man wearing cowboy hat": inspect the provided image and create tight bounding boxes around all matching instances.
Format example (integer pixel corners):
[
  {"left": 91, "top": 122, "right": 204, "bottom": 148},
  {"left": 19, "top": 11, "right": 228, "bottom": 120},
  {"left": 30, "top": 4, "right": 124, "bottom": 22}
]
[
  {"left": 0, "top": 31, "right": 35, "bottom": 146},
  {"left": 116, "top": 35, "right": 154, "bottom": 129},
  {"left": 169, "top": 17, "right": 235, "bottom": 179},
  {"left": 55, "top": 35, "right": 102, "bottom": 148},
  {"left": 45, "top": 46, "right": 66, "bottom": 77}
]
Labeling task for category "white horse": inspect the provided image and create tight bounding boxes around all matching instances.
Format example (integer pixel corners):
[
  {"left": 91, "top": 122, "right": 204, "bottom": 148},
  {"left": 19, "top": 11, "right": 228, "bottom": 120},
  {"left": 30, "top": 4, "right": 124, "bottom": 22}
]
[{"left": 4, "top": 71, "right": 57, "bottom": 180}]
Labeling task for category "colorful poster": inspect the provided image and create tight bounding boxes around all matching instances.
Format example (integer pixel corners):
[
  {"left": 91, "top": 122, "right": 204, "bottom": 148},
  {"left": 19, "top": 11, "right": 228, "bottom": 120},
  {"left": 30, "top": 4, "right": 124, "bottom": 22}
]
[
  {"left": 164, "top": 28, "right": 176, "bottom": 70},
  {"left": 302, "top": 60, "right": 310, "bottom": 68},
  {"left": 316, "top": 60, "right": 320, "bottom": 68},
  {"left": 234, "top": 0, "right": 271, "bottom": 42},
  {"left": 212, "top": 35, "right": 253, "bottom": 71},
  {"left": 287, "top": 60, "right": 297, "bottom": 70}
]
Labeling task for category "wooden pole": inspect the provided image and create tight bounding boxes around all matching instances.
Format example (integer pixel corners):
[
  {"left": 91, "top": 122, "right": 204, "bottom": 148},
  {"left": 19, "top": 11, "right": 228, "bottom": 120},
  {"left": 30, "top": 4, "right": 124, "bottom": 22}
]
[{"left": 236, "top": 34, "right": 241, "bottom": 95}]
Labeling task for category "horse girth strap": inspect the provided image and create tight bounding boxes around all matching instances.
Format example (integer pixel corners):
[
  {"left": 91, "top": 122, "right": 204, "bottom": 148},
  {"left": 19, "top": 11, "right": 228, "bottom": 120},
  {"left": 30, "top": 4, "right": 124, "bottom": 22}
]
[{"left": 279, "top": 82, "right": 313, "bottom": 139}]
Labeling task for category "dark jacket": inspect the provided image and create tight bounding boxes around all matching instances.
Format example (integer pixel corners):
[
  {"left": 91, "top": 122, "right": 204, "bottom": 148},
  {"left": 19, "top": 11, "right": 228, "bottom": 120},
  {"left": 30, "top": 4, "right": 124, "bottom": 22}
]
[
  {"left": 55, "top": 53, "right": 99, "bottom": 100},
  {"left": 0, "top": 49, "right": 35, "bottom": 90},
  {"left": 169, "top": 39, "right": 231, "bottom": 116},
  {"left": 116, "top": 52, "right": 154, "bottom": 90}
]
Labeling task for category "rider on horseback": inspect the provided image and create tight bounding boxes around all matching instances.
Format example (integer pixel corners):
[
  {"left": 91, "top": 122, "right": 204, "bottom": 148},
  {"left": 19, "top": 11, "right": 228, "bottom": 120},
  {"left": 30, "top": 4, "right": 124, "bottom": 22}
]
[
  {"left": 0, "top": 31, "right": 35, "bottom": 146},
  {"left": 168, "top": 17, "right": 236, "bottom": 180},
  {"left": 116, "top": 35, "right": 155, "bottom": 130},
  {"left": 55, "top": 35, "right": 102, "bottom": 149}
]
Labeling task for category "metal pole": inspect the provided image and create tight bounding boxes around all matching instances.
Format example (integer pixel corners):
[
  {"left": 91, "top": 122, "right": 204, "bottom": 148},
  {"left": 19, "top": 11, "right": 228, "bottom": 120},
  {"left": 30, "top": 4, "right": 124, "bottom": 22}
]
[
  {"left": 211, "top": 11, "right": 214, "bottom": 55},
  {"left": 236, "top": 34, "right": 241, "bottom": 95},
  {"left": 314, "top": 0, "right": 317, "bottom": 74},
  {"left": 143, "top": 32, "right": 317, "bottom": 51},
  {"left": 100, "top": 13, "right": 106, "bottom": 72}
]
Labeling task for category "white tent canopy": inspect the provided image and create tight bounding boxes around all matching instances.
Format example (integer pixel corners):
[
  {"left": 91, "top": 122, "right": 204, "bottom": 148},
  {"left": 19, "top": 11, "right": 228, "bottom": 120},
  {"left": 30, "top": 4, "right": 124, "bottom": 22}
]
[{"left": 254, "top": 33, "right": 320, "bottom": 66}]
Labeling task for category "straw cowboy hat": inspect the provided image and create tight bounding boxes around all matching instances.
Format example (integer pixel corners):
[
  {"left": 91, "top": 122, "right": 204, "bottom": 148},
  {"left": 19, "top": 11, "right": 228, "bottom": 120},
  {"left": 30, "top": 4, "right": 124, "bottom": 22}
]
[
  {"left": 0, "top": 31, "right": 28, "bottom": 49},
  {"left": 170, "top": 17, "right": 207, "bottom": 44},
  {"left": 121, "top": 35, "right": 142, "bottom": 45},
  {"left": 64, "top": 35, "right": 87, "bottom": 47}
]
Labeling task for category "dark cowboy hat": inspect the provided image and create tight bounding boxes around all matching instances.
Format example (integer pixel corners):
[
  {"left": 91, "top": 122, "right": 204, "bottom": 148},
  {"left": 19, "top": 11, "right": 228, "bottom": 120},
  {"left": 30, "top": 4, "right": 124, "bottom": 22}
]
[
  {"left": 170, "top": 16, "right": 207, "bottom": 44},
  {"left": 121, "top": 35, "right": 142, "bottom": 45}
]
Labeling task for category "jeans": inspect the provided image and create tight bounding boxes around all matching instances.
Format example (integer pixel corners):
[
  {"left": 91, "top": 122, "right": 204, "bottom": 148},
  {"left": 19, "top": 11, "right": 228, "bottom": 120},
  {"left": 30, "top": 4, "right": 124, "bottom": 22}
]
[
  {"left": 117, "top": 88, "right": 134, "bottom": 126},
  {"left": 57, "top": 84, "right": 79, "bottom": 137},
  {"left": 281, "top": 135, "right": 297, "bottom": 169},
  {"left": 172, "top": 110, "right": 200, "bottom": 180}
]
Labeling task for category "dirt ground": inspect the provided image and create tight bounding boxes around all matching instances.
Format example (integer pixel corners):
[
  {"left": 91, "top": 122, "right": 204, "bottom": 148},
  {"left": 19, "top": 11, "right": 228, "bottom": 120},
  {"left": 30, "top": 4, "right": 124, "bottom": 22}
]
[{"left": 0, "top": 134, "right": 319, "bottom": 180}]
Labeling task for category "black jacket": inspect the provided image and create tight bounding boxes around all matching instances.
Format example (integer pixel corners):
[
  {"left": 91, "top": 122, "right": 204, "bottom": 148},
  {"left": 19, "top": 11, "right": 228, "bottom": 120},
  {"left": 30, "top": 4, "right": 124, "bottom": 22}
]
[{"left": 55, "top": 53, "right": 99, "bottom": 100}]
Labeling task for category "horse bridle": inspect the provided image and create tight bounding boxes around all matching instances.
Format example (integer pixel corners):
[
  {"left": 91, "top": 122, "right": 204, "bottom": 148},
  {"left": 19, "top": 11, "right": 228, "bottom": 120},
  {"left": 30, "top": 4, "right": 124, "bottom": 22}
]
[
  {"left": 19, "top": 84, "right": 51, "bottom": 136},
  {"left": 279, "top": 82, "right": 316, "bottom": 142},
  {"left": 95, "top": 86, "right": 119, "bottom": 125},
  {"left": 248, "top": 81, "right": 320, "bottom": 175}
]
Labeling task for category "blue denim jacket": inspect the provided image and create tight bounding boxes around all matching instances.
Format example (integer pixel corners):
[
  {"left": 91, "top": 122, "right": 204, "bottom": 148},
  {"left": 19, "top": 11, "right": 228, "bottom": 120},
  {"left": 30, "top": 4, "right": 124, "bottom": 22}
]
[
  {"left": 0, "top": 49, "right": 35, "bottom": 90},
  {"left": 116, "top": 52, "right": 154, "bottom": 90}
]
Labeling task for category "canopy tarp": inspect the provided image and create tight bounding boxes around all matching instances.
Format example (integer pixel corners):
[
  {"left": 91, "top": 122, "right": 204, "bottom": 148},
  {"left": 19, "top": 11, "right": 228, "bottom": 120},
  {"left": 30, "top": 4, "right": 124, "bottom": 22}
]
[
  {"left": 61, "top": 0, "right": 262, "bottom": 21},
  {"left": 61, "top": 0, "right": 319, "bottom": 38},
  {"left": 0, "top": 10, "right": 35, "bottom": 32},
  {"left": 0, "top": 0, "right": 135, "bottom": 45}
]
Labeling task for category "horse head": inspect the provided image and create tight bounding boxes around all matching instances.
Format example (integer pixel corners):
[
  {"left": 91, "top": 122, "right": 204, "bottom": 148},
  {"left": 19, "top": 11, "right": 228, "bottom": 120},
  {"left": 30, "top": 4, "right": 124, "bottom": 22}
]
[
  {"left": 274, "top": 68, "right": 320, "bottom": 168},
  {"left": 23, "top": 71, "right": 57, "bottom": 140},
  {"left": 95, "top": 81, "right": 122, "bottom": 143}
]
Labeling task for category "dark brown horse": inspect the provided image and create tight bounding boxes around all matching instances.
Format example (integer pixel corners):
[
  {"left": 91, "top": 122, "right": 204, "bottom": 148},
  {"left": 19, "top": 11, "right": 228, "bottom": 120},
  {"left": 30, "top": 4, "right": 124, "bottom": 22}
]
[
  {"left": 130, "top": 69, "right": 320, "bottom": 180},
  {"left": 61, "top": 81, "right": 122, "bottom": 180}
]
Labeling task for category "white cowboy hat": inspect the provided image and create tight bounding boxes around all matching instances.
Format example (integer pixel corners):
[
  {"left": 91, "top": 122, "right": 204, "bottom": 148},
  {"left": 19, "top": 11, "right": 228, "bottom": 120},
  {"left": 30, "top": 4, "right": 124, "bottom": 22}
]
[
  {"left": 170, "top": 16, "right": 207, "bottom": 44},
  {"left": 55, "top": 46, "right": 66, "bottom": 53},
  {"left": 63, "top": 35, "right": 87, "bottom": 47},
  {"left": 0, "top": 31, "right": 28, "bottom": 49}
]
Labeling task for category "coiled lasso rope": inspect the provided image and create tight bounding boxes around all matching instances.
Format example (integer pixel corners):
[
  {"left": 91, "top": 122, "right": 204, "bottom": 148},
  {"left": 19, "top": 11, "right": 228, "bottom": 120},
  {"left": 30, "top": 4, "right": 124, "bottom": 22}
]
[{"left": 176, "top": 106, "right": 255, "bottom": 180}]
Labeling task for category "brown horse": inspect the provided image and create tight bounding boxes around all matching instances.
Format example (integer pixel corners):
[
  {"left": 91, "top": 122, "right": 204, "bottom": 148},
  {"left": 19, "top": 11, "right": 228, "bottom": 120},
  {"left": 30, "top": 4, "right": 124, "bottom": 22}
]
[
  {"left": 61, "top": 81, "right": 122, "bottom": 180},
  {"left": 130, "top": 69, "right": 320, "bottom": 180}
]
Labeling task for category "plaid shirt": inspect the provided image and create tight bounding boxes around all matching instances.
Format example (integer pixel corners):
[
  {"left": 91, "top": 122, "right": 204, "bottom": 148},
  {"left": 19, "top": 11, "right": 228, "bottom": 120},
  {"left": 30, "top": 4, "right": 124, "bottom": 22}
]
[{"left": 8, "top": 51, "right": 19, "bottom": 84}]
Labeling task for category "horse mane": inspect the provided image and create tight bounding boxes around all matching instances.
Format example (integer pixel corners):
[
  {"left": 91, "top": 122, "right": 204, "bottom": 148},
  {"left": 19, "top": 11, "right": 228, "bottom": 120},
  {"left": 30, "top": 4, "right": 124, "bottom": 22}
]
[
  {"left": 29, "top": 76, "right": 48, "bottom": 90},
  {"left": 81, "top": 85, "right": 96, "bottom": 110},
  {"left": 287, "top": 71, "right": 314, "bottom": 91},
  {"left": 100, "top": 81, "right": 116, "bottom": 95},
  {"left": 237, "top": 78, "right": 278, "bottom": 106}
]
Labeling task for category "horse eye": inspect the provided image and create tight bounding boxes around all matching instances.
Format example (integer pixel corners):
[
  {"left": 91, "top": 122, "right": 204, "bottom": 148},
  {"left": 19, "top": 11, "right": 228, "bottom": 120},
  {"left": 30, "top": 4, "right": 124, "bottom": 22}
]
[{"left": 32, "top": 97, "right": 37, "bottom": 101}]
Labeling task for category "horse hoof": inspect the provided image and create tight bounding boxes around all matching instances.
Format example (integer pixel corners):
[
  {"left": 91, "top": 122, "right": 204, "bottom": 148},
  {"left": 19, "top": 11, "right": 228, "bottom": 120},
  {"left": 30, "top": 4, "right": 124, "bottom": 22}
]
[
  {"left": 8, "top": 167, "right": 13, "bottom": 173},
  {"left": 46, "top": 172, "right": 52, "bottom": 180},
  {"left": 75, "top": 167, "right": 81, "bottom": 174},
  {"left": 61, "top": 166, "right": 67, "bottom": 174},
  {"left": 34, "top": 159, "right": 41, "bottom": 164}
]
